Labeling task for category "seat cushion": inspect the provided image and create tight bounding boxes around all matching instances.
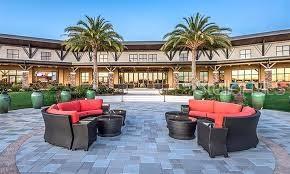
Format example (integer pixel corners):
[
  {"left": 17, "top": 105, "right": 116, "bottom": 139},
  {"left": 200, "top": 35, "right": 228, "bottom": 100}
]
[
  {"left": 47, "top": 108, "right": 79, "bottom": 124},
  {"left": 57, "top": 100, "right": 81, "bottom": 112},
  {"left": 206, "top": 113, "right": 218, "bottom": 120},
  {"left": 214, "top": 101, "right": 242, "bottom": 114},
  {"left": 79, "top": 99, "right": 103, "bottom": 111},
  {"left": 189, "top": 99, "right": 214, "bottom": 113},
  {"left": 78, "top": 109, "right": 103, "bottom": 118},
  {"left": 223, "top": 107, "right": 256, "bottom": 117},
  {"left": 189, "top": 111, "right": 207, "bottom": 118},
  {"left": 214, "top": 114, "right": 224, "bottom": 128}
]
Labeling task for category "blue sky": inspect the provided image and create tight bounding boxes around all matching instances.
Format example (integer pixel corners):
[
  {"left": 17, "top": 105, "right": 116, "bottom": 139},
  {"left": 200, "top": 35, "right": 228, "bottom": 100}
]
[{"left": 0, "top": 0, "right": 289, "bottom": 41}]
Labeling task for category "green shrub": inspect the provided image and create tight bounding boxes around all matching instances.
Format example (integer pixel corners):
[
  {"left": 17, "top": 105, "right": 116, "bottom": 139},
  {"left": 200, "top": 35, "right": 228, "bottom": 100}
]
[{"left": 10, "top": 84, "right": 22, "bottom": 92}]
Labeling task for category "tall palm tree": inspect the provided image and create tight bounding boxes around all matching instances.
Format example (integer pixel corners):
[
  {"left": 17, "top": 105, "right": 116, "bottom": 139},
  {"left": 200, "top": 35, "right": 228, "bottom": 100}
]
[
  {"left": 162, "top": 13, "right": 232, "bottom": 89},
  {"left": 64, "top": 15, "right": 124, "bottom": 89}
]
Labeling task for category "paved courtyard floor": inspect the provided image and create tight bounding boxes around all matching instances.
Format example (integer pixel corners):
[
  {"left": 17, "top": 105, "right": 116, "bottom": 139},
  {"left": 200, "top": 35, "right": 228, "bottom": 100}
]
[{"left": 0, "top": 101, "right": 290, "bottom": 174}]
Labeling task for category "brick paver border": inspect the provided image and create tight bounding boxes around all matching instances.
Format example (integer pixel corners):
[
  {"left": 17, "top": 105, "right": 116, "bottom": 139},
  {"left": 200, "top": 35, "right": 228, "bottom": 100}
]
[
  {"left": 260, "top": 136, "right": 290, "bottom": 174},
  {"left": 0, "top": 130, "right": 37, "bottom": 174}
]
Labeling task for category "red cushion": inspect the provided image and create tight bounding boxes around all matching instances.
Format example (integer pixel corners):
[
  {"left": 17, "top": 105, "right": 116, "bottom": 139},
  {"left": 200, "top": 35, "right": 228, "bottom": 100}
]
[
  {"left": 78, "top": 109, "right": 103, "bottom": 118},
  {"left": 242, "top": 106, "right": 256, "bottom": 115},
  {"left": 57, "top": 101, "right": 81, "bottom": 112},
  {"left": 47, "top": 108, "right": 79, "bottom": 124},
  {"left": 189, "top": 111, "right": 207, "bottom": 118},
  {"left": 79, "top": 99, "right": 103, "bottom": 111},
  {"left": 206, "top": 113, "right": 218, "bottom": 120},
  {"left": 214, "top": 101, "right": 242, "bottom": 114},
  {"left": 189, "top": 100, "right": 214, "bottom": 113},
  {"left": 214, "top": 114, "right": 224, "bottom": 128}
]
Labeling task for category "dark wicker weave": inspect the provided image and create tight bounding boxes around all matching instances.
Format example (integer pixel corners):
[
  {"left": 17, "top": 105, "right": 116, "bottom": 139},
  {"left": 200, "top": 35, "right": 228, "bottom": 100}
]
[
  {"left": 167, "top": 117, "right": 197, "bottom": 140},
  {"left": 165, "top": 111, "right": 188, "bottom": 125},
  {"left": 97, "top": 115, "right": 123, "bottom": 137},
  {"left": 72, "top": 117, "right": 98, "bottom": 151},
  {"left": 224, "top": 111, "right": 260, "bottom": 152},
  {"left": 197, "top": 119, "right": 228, "bottom": 158},
  {"left": 110, "top": 109, "right": 126, "bottom": 126},
  {"left": 181, "top": 105, "right": 189, "bottom": 113},
  {"left": 41, "top": 108, "right": 73, "bottom": 149}
]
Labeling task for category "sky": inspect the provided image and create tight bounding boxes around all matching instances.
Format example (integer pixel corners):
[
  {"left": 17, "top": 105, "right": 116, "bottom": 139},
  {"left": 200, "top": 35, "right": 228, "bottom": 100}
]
[{"left": 0, "top": 0, "right": 289, "bottom": 41}]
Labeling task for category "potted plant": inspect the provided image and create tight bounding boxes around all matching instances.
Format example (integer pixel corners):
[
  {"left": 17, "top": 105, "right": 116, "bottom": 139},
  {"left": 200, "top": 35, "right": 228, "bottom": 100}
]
[
  {"left": 219, "top": 91, "right": 232, "bottom": 102},
  {"left": 251, "top": 91, "right": 265, "bottom": 110},
  {"left": 86, "top": 88, "right": 96, "bottom": 99},
  {"left": 193, "top": 89, "right": 204, "bottom": 100},
  {"left": 31, "top": 84, "right": 43, "bottom": 109},
  {"left": 61, "top": 86, "right": 72, "bottom": 102},
  {"left": 0, "top": 88, "right": 11, "bottom": 113}
]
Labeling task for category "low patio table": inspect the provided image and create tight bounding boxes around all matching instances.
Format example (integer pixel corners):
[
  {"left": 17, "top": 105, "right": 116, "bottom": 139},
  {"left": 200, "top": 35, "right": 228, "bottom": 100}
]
[
  {"left": 167, "top": 116, "right": 197, "bottom": 140},
  {"left": 110, "top": 109, "right": 126, "bottom": 126},
  {"left": 165, "top": 111, "right": 188, "bottom": 125},
  {"left": 72, "top": 117, "right": 98, "bottom": 151},
  {"left": 96, "top": 115, "right": 123, "bottom": 137}
]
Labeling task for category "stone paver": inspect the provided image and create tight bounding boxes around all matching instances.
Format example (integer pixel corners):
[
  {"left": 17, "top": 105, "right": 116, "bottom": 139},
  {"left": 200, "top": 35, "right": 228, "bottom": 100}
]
[{"left": 1, "top": 101, "right": 290, "bottom": 173}]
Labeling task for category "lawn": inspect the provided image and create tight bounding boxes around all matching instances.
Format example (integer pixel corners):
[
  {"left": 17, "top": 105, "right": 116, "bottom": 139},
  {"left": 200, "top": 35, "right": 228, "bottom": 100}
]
[{"left": 9, "top": 91, "right": 57, "bottom": 110}]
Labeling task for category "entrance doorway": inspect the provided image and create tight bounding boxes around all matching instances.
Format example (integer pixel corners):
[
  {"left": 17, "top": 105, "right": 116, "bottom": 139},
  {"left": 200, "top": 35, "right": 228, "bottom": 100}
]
[{"left": 119, "top": 71, "right": 168, "bottom": 88}]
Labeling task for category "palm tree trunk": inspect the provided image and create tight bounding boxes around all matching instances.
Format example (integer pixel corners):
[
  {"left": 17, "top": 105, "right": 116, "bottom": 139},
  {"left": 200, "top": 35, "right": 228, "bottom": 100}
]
[
  {"left": 191, "top": 49, "right": 197, "bottom": 90},
  {"left": 92, "top": 48, "right": 99, "bottom": 90}
]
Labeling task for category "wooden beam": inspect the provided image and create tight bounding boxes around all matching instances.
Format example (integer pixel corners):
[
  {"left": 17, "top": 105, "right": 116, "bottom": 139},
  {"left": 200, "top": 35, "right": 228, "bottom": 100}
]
[
  {"left": 22, "top": 44, "right": 38, "bottom": 59},
  {"left": 55, "top": 48, "right": 69, "bottom": 61},
  {"left": 72, "top": 52, "right": 83, "bottom": 61}
]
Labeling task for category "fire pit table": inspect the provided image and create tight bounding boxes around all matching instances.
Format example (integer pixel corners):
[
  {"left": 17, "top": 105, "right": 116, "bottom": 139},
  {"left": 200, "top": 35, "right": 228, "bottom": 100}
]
[
  {"left": 110, "top": 109, "right": 126, "bottom": 126},
  {"left": 96, "top": 115, "right": 123, "bottom": 137}
]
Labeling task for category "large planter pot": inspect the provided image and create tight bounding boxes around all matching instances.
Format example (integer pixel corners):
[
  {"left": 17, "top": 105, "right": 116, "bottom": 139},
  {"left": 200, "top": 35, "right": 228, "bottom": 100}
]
[
  {"left": 246, "top": 82, "right": 254, "bottom": 90},
  {"left": 31, "top": 91, "right": 43, "bottom": 109},
  {"left": 0, "top": 93, "right": 10, "bottom": 113},
  {"left": 86, "top": 90, "right": 96, "bottom": 99},
  {"left": 193, "top": 90, "right": 204, "bottom": 100},
  {"left": 219, "top": 91, "right": 232, "bottom": 102},
  {"left": 230, "top": 83, "right": 239, "bottom": 90},
  {"left": 252, "top": 92, "right": 265, "bottom": 110},
  {"left": 61, "top": 90, "right": 71, "bottom": 102}
]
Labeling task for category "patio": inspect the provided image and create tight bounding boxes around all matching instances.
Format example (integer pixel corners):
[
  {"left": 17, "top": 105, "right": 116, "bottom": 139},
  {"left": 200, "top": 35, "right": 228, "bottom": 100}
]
[{"left": 0, "top": 102, "right": 290, "bottom": 174}]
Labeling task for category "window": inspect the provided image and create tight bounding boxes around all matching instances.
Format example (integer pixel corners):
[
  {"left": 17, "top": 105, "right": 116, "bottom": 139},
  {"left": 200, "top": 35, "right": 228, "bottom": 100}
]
[
  {"left": 231, "top": 69, "right": 259, "bottom": 82},
  {"left": 139, "top": 54, "right": 147, "bottom": 62},
  {"left": 271, "top": 68, "right": 290, "bottom": 82},
  {"left": 219, "top": 71, "right": 225, "bottom": 83},
  {"left": 0, "top": 70, "right": 23, "bottom": 84},
  {"left": 99, "top": 72, "right": 109, "bottom": 83},
  {"left": 99, "top": 54, "right": 108, "bottom": 62},
  {"left": 41, "top": 52, "right": 51, "bottom": 60},
  {"left": 199, "top": 71, "right": 209, "bottom": 83},
  {"left": 35, "top": 71, "right": 57, "bottom": 82},
  {"left": 276, "top": 46, "right": 290, "bottom": 56},
  {"left": 81, "top": 72, "right": 89, "bottom": 84},
  {"left": 129, "top": 54, "right": 138, "bottom": 62},
  {"left": 179, "top": 53, "right": 188, "bottom": 61},
  {"left": 178, "top": 71, "right": 192, "bottom": 84},
  {"left": 240, "top": 49, "right": 251, "bottom": 58},
  {"left": 7, "top": 49, "right": 19, "bottom": 58},
  {"left": 148, "top": 54, "right": 157, "bottom": 62}
]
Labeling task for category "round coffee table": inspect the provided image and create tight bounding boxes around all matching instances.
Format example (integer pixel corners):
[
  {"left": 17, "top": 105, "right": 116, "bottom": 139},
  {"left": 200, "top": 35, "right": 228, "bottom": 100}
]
[
  {"left": 167, "top": 117, "right": 197, "bottom": 140},
  {"left": 96, "top": 115, "right": 123, "bottom": 137},
  {"left": 165, "top": 111, "right": 188, "bottom": 125},
  {"left": 110, "top": 109, "right": 126, "bottom": 126}
]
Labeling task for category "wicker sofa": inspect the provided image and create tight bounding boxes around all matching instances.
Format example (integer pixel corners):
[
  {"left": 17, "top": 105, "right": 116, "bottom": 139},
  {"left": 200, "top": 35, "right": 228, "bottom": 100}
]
[
  {"left": 188, "top": 99, "right": 260, "bottom": 152},
  {"left": 41, "top": 99, "right": 109, "bottom": 149}
]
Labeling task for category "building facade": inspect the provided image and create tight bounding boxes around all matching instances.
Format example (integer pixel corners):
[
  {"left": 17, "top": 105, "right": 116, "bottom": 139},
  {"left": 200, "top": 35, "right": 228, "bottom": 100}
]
[{"left": 0, "top": 29, "right": 290, "bottom": 89}]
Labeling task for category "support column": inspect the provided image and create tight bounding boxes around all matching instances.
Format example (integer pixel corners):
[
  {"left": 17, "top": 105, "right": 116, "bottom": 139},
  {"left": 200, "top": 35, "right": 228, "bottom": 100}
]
[
  {"left": 213, "top": 70, "right": 219, "bottom": 84},
  {"left": 21, "top": 71, "right": 29, "bottom": 88},
  {"left": 173, "top": 71, "right": 179, "bottom": 89},
  {"left": 264, "top": 69, "right": 272, "bottom": 89},
  {"left": 69, "top": 72, "right": 76, "bottom": 87},
  {"left": 108, "top": 71, "right": 114, "bottom": 88}
]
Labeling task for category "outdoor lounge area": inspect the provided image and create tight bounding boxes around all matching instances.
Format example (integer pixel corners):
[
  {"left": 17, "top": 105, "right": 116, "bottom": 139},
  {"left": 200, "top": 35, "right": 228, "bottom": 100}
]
[{"left": 0, "top": 98, "right": 290, "bottom": 173}]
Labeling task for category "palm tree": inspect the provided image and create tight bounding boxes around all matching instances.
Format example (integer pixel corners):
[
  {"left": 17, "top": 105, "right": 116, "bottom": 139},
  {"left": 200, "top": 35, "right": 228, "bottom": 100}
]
[
  {"left": 162, "top": 13, "right": 232, "bottom": 89},
  {"left": 64, "top": 15, "right": 124, "bottom": 89}
]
